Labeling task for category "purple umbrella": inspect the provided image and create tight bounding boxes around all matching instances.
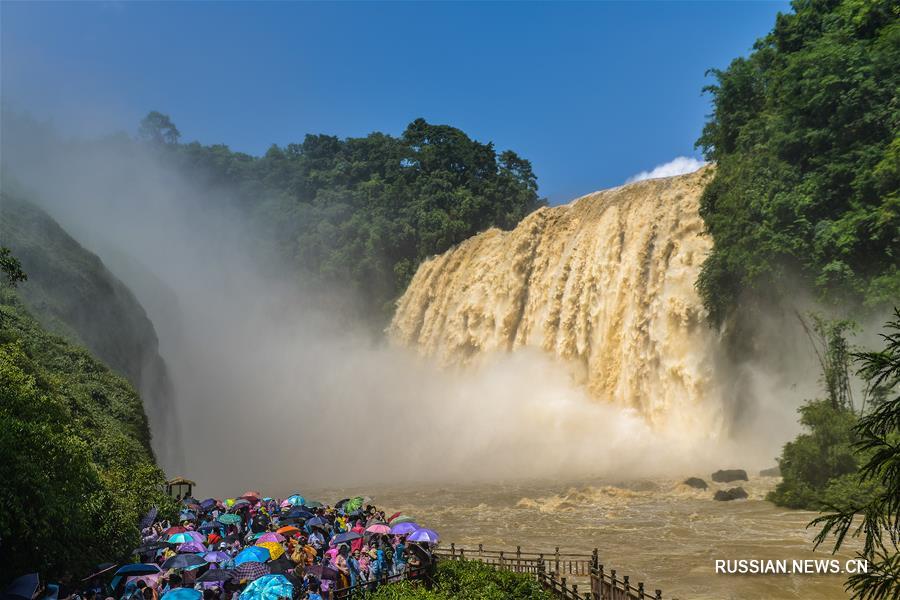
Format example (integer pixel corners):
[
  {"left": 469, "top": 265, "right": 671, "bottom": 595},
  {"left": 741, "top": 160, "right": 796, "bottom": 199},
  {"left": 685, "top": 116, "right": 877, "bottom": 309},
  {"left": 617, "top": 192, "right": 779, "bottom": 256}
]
[
  {"left": 177, "top": 541, "right": 207, "bottom": 553},
  {"left": 389, "top": 522, "right": 419, "bottom": 535},
  {"left": 407, "top": 528, "right": 440, "bottom": 544},
  {"left": 203, "top": 551, "right": 231, "bottom": 563}
]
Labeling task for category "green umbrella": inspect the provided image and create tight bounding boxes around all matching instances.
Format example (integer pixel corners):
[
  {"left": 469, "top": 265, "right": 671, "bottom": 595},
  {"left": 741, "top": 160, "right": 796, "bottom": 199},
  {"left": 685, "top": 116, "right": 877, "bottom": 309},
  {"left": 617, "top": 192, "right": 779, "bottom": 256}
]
[
  {"left": 391, "top": 515, "right": 417, "bottom": 524},
  {"left": 217, "top": 514, "right": 241, "bottom": 525},
  {"left": 344, "top": 496, "right": 365, "bottom": 513},
  {"left": 305, "top": 500, "right": 323, "bottom": 508}
]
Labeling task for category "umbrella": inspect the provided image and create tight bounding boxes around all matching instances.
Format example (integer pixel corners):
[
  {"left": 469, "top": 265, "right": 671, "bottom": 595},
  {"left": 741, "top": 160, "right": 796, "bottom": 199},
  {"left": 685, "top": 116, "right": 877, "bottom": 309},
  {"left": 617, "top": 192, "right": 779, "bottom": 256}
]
[
  {"left": 133, "top": 542, "right": 167, "bottom": 555},
  {"left": 197, "top": 569, "right": 234, "bottom": 583},
  {"left": 391, "top": 515, "right": 417, "bottom": 524},
  {"left": 407, "top": 528, "right": 440, "bottom": 544},
  {"left": 304, "top": 565, "right": 337, "bottom": 581},
  {"left": 161, "top": 554, "right": 206, "bottom": 570},
  {"left": 305, "top": 500, "right": 323, "bottom": 508},
  {"left": 235, "top": 546, "right": 270, "bottom": 566},
  {"left": 390, "top": 522, "right": 419, "bottom": 535},
  {"left": 179, "top": 511, "right": 197, "bottom": 521},
  {"left": 306, "top": 516, "right": 327, "bottom": 529},
  {"left": 161, "top": 589, "right": 202, "bottom": 600},
  {"left": 217, "top": 514, "right": 241, "bottom": 525},
  {"left": 233, "top": 562, "right": 270, "bottom": 582},
  {"left": 387, "top": 512, "right": 403, "bottom": 522},
  {"left": 3, "top": 574, "right": 39, "bottom": 600},
  {"left": 242, "top": 490, "right": 262, "bottom": 499},
  {"left": 286, "top": 495, "right": 305, "bottom": 506},
  {"left": 199, "top": 498, "right": 217, "bottom": 510},
  {"left": 284, "top": 508, "right": 314, "bottom": 520},
  {"left": 255, "top": 541, "right": 284, "bottom": 560},
  {"left": 203, "top": 551, "right": 231, "bottom": 563},
  {"left": 256, "top": 532, "right": 285, "bottom": 543},
  {"left": 167, "top": 533, "right": 196, "bottom": 544},
  {"left": 176, "top": 541, "right": 206, "bottom": 553},
  {"left": 334, "top": 498, "right": 350, "bottom": 509},
  {"left": 241, "top": 574, "right": 293, "bottom": 600},
  {"left": 332, "top": 531, "right": 362, "bottom": 544},
  {"left": 114, "top": 564, "right": 161, "bottom": 577},
  {"left": 198, "top": 523, "right": 221, "bottom": 533},
  {"left": 164, "top": 526, "right": 188, "bottom": 536},
  {"left": 344, "top": 496, "right": 365, "bottom": 513},
  {"left": 276, "top": 526, "right": 301, "bottom": 536},
  {"left": 139, "top": 506, "right": 158, "bottom": 530},
  {"left": 365, "top": 523, "right": 391, "bottom": 535}
]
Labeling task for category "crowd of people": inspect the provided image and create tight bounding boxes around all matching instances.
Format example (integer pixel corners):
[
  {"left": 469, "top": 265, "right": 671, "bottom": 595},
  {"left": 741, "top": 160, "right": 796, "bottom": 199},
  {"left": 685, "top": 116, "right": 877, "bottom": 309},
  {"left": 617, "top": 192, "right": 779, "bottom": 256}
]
[{"left": 5, "top": 492, "right": 439, "bottom": 600}]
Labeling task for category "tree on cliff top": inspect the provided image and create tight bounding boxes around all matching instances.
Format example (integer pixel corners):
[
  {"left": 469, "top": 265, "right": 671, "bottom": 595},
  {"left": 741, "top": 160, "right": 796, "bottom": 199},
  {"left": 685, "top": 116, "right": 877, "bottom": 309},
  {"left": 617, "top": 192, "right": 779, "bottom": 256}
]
[{"left": 696, "top": 0, "right": 899, "bottom": 326}]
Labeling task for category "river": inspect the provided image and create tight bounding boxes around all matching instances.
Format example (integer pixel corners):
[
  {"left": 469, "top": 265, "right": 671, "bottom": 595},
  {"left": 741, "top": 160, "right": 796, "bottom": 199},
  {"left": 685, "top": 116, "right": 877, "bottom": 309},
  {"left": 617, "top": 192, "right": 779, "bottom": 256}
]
[{"left": 305, "top": 475, "right": 854, "bottom": 600}]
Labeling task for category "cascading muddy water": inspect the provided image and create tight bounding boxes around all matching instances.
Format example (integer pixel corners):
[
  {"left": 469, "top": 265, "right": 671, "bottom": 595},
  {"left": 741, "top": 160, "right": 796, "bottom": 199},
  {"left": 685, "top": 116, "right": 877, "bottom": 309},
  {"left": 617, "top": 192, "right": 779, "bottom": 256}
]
[{"left": 391, "top": 166, "right": 727, "bottom": 434}]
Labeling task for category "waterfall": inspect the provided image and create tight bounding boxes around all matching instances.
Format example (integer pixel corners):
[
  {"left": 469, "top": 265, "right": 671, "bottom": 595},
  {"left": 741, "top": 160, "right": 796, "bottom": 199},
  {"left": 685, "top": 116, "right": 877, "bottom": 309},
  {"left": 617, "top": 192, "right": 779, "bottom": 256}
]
[{"left": 390, "top": 166, "right": 721, "bottom": 429}]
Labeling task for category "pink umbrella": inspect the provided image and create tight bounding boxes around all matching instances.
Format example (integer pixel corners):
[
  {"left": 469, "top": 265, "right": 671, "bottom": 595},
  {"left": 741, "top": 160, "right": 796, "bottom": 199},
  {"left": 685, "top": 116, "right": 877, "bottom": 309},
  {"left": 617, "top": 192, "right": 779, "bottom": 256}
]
[
  {"left": 177, "top": 541, "right": 207, "bottom": 553},
  {"left": 256, "top": 532, "right": 285, "bottom": 544},
  {"left": 280, "top": 500, "right": 291, "bottom": 508},
  {"left": 324, "top": 547, "right": 339, "bottom": 562},
  {"left": 365, "top": 523, "right": 390, "bottom": 535}
]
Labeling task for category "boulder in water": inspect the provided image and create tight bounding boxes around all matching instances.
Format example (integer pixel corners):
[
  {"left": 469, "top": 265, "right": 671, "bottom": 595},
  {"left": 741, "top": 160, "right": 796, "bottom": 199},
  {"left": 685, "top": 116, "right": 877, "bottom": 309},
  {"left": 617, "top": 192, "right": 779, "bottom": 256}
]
[
  {"left": 759, "top": 466, "right": 781, "bottom": 477},
  {"left": 711, "top": 469, "right": 748, "bottom": 483},
  {"left": 714, "top": 487, "right": 748, "bottom": 501},
  {"left": 682, "top": 477, "right": 708, "bottom": 490}
]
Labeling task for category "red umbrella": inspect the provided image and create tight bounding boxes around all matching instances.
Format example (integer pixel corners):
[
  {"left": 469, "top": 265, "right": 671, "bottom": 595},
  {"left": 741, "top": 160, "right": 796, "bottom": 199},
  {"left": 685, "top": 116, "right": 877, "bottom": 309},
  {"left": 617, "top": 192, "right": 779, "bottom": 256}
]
[
  {"left": 164, "top": 526, "right": 187, "bottom": 536},
  {"left": 387, "top": 512, "right": 403, "bottom": 523}
]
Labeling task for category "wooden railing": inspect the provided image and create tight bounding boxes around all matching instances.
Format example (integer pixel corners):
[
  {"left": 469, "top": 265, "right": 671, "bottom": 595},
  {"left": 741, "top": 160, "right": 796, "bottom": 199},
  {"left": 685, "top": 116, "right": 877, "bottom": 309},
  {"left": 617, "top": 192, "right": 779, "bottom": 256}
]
[
  {"left": 332, "top": 544, "right": 667, "bottom": 600},
  {"left": 438, "top": 545, "right": 666, "bottom": 600}
]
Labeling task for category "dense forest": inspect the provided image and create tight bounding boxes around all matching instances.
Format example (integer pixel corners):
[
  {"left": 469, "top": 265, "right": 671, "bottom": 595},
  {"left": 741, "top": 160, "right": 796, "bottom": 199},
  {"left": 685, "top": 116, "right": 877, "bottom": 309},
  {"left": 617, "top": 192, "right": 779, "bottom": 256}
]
[
  {"left": 0, "top": 247, "right": 174, "bottom": 580},
  {"left": 696, "top": 0, "right": 898, "bottom": 326},
  {"left": 699, "top": 1, "right": 899, "bottom": 596},
  {"left": 142, "top": 115, "right": 546, "bottom": 321}
]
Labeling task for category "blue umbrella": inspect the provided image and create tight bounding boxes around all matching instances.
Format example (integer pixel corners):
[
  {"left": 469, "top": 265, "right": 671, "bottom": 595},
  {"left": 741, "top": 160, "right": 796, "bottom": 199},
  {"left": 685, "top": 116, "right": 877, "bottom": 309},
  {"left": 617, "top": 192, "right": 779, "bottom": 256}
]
[
  {"left": 3, "top": 573, "right": 39, "bottom": 600},
  {"left": 307, "top": 516, "right": 327, "bottom": 529},
  {"left": 161, "top": 590, "right": 202, "bottom": 600},
  {"left": 286, "top": 495, "right": 305, "bottom": 507},
  {"left": 179, "top": 511, "right": 197, "bottom": 521},
  {"left": 284, "top": 508, "right": 314, "bottom": 520},
  {"left": 200, "top": 498, "right": 218, "bottom": 510},
  {"left": 235, "top": 546, "right": 270, "bottom": 565},
  {"left": 241, "top": 575, "right": 293, "bottom": 600},
  {"left": 114, "top": 564, "right": 161, "bottom": 576}
]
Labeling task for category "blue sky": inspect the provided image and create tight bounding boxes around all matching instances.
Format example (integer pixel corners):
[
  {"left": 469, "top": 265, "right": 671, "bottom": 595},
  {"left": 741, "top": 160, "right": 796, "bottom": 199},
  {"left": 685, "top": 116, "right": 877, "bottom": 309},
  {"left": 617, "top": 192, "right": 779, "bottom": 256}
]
[{"left": 2, "top": 1, "right": 789, "bottom": 203}]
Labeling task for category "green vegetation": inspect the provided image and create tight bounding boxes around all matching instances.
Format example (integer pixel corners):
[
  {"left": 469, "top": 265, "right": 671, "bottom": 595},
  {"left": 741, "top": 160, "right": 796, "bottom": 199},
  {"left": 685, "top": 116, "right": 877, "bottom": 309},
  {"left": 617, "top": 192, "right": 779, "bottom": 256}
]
[
  {"left": 0, "top": 193, "right": 168, "bottom": 387},
  {"left": 0, "top": 249, "right": 174, "bottom": 582},
  {"left": 149, "top": 116, "right": 546, "bottom": 321},
  {"left": 364, "top": 560, "right": 551, "bottom": 600},
  {"left": 811, "top": 309, "right": 900, "bottom": 600},
  {"left": 768, "top": 315, "right": 879, "bottom": 509},
  {"left": 696, "top": 0, "right": 899, "bottom": 326}
]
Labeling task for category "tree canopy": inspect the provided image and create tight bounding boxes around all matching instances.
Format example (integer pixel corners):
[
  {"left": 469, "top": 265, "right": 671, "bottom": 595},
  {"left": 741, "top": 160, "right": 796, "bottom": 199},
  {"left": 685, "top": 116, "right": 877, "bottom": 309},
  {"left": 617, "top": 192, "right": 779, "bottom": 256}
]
[
  {"left": 149, "top": 116, "right": 546, "bottom": 322},
  {"left": 696, "top": 0, "right": 899, "bottom": 326}
]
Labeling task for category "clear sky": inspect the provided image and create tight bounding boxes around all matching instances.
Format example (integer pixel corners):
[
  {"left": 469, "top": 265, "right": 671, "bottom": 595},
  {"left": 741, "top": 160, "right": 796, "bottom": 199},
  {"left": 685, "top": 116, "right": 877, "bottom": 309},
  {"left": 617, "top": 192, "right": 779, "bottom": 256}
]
[{"left": 2, "top": 1, "right": 790, "bottom": 203}]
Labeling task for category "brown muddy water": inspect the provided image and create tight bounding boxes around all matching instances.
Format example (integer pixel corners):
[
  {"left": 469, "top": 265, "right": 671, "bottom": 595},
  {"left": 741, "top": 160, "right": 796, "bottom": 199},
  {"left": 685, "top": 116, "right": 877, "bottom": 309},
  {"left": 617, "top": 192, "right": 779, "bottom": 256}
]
[{"left": 306, "top": 475, "right": 855, "bottom": 600}]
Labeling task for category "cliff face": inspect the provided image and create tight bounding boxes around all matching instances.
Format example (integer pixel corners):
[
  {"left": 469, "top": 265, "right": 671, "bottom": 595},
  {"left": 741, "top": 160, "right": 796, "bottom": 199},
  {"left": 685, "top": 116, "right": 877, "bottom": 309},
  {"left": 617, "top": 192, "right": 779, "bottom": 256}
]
[
  {"left": 390, "top": 167, "right": 719, "bottom": 426},
  {"left": 1, "top": 193, "right": 180, "bottom": 468}
]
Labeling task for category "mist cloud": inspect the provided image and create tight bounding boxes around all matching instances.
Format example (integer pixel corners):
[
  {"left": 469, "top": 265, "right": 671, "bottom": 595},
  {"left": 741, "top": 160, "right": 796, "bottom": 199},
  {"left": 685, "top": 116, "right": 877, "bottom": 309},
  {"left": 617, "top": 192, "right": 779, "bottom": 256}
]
[{"left": 626, "top": 156, "right": 706, "bottom": 183}]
